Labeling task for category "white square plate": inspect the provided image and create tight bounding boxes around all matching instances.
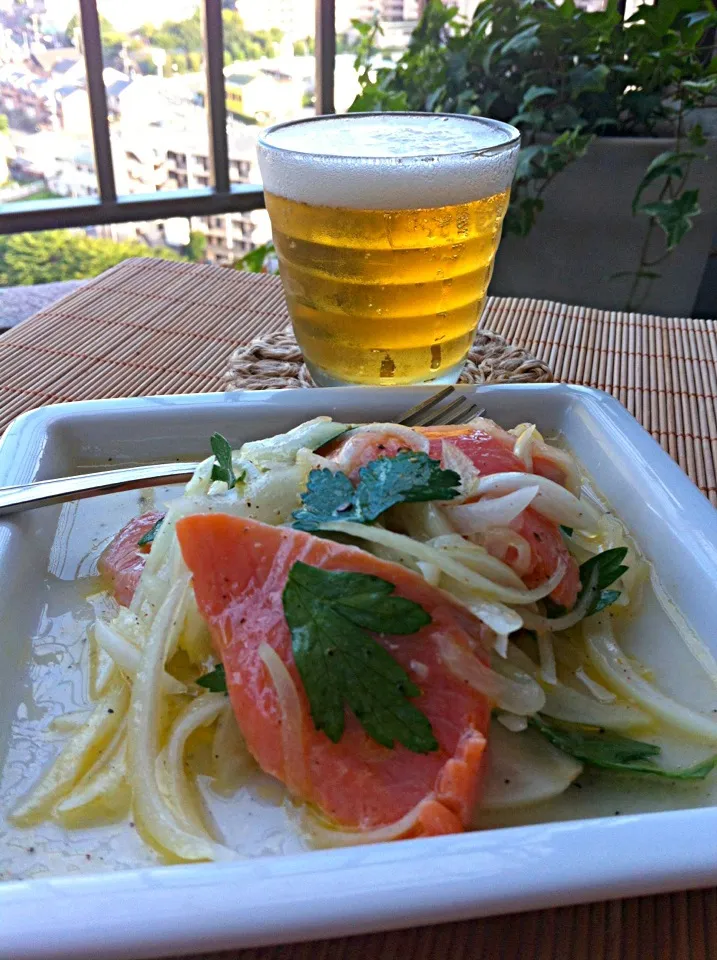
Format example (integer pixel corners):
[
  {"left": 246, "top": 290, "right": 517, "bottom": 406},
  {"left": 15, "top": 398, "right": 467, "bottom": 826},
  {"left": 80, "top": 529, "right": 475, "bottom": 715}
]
[{"left": 2, "top": 384, "right": 717, "bottom": 960}]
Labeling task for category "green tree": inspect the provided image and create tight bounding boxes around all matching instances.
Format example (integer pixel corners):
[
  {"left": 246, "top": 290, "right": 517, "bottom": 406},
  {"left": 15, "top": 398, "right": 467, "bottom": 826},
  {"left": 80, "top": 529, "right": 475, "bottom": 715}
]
[
  {"left": 136, "top": 9, "right": 282, "bottom": 65},
  {"left": 294, "top": 35, "right": 315, "bottom": 56},
  {"left": 66, "top": 13, "right": 128, "bottom": 67},
  {"left": 0, "top": 115, "right": 8, "bottom": 134},
  {"left": 184, "top": 230, "right": 207, "bottom": 262},
  {"left": 0, "top": 231, "right": 182, "bottom": 287}
]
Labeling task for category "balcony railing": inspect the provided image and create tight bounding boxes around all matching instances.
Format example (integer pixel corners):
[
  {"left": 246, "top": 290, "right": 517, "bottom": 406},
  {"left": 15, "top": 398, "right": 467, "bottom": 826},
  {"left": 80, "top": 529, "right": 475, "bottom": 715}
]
[{"left": 0, "top": 0, "right": 336, "bottom": 236}]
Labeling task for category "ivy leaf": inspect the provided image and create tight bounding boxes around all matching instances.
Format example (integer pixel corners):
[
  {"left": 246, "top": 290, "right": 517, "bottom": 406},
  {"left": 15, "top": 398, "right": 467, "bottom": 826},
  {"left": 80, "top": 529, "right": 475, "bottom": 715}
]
[
  {"left": 519, "top": 85, "right": 557, "bottom": 109},
  {"left": 568, "top": 63, "right": 609, "bottom": 98},
  {"left": 511, "top": 108, "right": 546, "bottom": 129},
  {"left": 501, "top": 23, "right": 540, "bottom": 56},
  {"left": 282, "top": 562, "right": 437, "bottom": 752},
  {"left": 688, "top": 124, "right": 708, "bottom": 148},
  {"left": 684, "top": 10, "right": 715, "bottom": 28},
  {"left": 531, "top": 716, "right": 717, "bottom": 780},
  {"left": 632, "top": 151, "right": 698, "bottom": 214},
  {"left": 550, "top": 104, "right": 582, "bottom": 130},
  {"left": 515, "top": 145, "right": 546, "bottom": 182},
  {"left": 640, "top": 190, "right": 701, "bottom": 250},
  {"left": 682, "top": 78, "right": 717, "bottom": 96}
]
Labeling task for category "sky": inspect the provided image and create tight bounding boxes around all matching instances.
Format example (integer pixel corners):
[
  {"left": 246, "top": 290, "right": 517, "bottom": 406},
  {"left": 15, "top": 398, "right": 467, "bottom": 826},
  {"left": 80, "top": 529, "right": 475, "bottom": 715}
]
[{"left": 41, "top": 0, "right": 200, "bottom": 33}]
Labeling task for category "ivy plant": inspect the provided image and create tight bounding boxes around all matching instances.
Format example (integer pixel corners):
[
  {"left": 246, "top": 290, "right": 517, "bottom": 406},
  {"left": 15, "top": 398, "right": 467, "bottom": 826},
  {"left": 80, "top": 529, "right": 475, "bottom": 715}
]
[{"left": 350, "top": 0, "right": 717, "bottom": 309}]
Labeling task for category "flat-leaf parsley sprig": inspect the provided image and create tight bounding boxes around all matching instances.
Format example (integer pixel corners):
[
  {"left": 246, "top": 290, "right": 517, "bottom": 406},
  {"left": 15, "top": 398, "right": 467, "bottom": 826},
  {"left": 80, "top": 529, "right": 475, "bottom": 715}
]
[
  {"left": 282, "top": 561, "right": 438, "bottom": 754},
  {"left": 292, "top": 451, "right": 461, "bottom": 531}
]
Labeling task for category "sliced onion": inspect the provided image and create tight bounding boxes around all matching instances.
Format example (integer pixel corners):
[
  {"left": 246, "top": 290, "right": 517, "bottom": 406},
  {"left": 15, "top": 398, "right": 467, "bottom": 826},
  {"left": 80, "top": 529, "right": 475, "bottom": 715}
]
[
  {"left": 11, "top": 678, "right": 129, "bottom": 825},
  {"left": 445, "top": 486, "right": 540, "bottom": 535},
  {"left": 462, "top": 597, "right": 523, "bottom": 636},
  {"left": 48, "top": 709, "right": 92, "bottom": 734},
  {"left": 575, "top": 666, "right": 616, "bottom": 703},
  {"left": 128, "top": 574, "right": 234, "bottom": 861},
  {"left": 533, "top": 440, "right": 582, "bottom": 496},
  {"left": 585, "top": 614, "right": 717, "bottom": 742},
  {"left": 494, "top": 633, "right": 510, "bottom": 658},
  {"left": 241, "top": 416, "right": 348, "bottom": 466},
  {"left": 438, "top": 634, "right": 546, "bottom": 714},
  {"left": 651, "top": 568, "right": 717, "bottom": 689},
  {"left": 258, "top": 642, "right": 307, "bottom": 797},
  {"left": 321, "top": 522, "right": 566, "bottom": 605},
  {"left": 393, "top": 502, "right": 455, "bottom": 541},
  {"left": 416, "top": 560, "right": 441, "bottom": 587},
  {"left": 304, "top": 797, "right": 430, "bottom": 848},
  {"left": 517, "top": 567, "right": 598, "bottom": 633},
  {"left": 507, "top": 645, "right": 649, "bottom": 731},
  {"left": 482, "top": 527, "right": 533, "bottom": 577},
  {"left": 537, "top": 631, "right": 557, "bottom": 685},
  {"left": 94, "top": 620, "right": 186, "bottom": 694},
  {"left": 513, "top": 424, "right": 536, "bottom": 470},
  {"left": 496, "top": 711, "right": 528, "bottom": 732},
  {"left": 156, "top": 694, "right": 227, "bottom": 836},
  {"left": 54, "top": 732, "right": 129, "bottom": 827},
  {"left": 476, "top": 473, "right": 600, "bottom": 532},
  {"left": 480, "top": 721, "right": 582, "bottom": 811},
  {"left": 427, "top": 535, "right": 526, "bottom": 589},
  {"left": 441, "top": 441, "right": 481, "bottom": 501},
  {"left": 211, "top": 705, "right": 254, "bottom": 792}
]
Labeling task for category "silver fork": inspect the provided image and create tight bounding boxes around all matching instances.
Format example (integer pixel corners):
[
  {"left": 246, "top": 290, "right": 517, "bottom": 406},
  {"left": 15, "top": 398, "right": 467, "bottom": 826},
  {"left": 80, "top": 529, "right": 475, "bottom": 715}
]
[{"left": 0, "top": 386, "right": 483, "bottom": 517}]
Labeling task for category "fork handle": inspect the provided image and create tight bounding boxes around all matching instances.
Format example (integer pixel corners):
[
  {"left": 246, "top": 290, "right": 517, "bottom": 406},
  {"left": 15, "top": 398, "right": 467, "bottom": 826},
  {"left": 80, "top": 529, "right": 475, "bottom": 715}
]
[{"left": 0, "top": 461, "right": 198, "bottom": 517}]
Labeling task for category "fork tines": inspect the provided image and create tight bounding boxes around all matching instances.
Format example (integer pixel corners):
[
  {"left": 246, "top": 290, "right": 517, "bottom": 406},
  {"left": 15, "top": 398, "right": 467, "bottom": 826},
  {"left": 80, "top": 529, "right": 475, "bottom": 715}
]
[{"left": 399, "top": 386, "right": 483, "bottom": 428}]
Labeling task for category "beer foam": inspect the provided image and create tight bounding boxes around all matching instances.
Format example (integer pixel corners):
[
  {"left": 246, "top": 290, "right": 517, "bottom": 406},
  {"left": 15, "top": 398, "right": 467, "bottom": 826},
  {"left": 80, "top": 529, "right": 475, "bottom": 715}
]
[{"left": 258, "top": 114, "right": 519, "bottom": 210}]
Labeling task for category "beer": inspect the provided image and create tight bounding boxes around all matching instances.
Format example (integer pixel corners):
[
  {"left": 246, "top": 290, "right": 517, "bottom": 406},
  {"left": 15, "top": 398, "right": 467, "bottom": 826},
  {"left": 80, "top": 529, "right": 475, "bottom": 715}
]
[{"left": 257, "top": 114, "right": 519, "bottom": 386}]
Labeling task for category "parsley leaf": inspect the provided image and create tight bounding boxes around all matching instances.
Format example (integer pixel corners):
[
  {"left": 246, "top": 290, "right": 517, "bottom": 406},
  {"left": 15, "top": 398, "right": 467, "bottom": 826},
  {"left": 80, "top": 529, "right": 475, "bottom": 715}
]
[
  {"left": 532, "top": 715, "right": 717, "bottom": 780},
  {"left": 282, "top": 560, "right": 437, "bottom": 753},
  {"left": 210, "top": 433, "right": 241, "bottom": 489},
  {"left": 579, "top": 547, "right": 629, "bottom": 616},
  {"left": 196, "top": 663, "right": 227, "bottom": 693},
  {"left": 292, "top": 451, "right": 460, "bottom": 531},
  {"left": 137, "top": 515, "right": 164, "bottom": 547},
  {"left": 546, "top": 546, "right": 629, "bottom": 620}
]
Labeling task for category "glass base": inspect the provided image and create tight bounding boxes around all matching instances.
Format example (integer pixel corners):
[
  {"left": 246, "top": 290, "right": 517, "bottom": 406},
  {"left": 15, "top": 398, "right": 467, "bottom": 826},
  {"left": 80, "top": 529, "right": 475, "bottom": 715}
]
[{"left": 305, "top": 357, "right": 466, "bottom": 388}]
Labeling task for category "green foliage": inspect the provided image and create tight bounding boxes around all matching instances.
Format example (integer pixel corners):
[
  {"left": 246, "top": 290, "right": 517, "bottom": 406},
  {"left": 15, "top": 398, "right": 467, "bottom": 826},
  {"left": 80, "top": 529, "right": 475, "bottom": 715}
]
[
  {"left": 137, "top": 516, "right": 164, "bottom": 547},
  {"left": 196, "top": 663, "right": 227, "bottom": 693},
  {"left": 234, "top": 240, "right": 276, "bottom": 273},
  {"left": 293, "top": 36, "right": 315, "bottom": 57},
  {"left": 532, "top": 715, "right": 717, "bottom": 780},
  {"left": 209, "top": 432, "right": 241, "bottom": 489},
  {"left": 67, "top": 12, "right": 128, "bottom": 67},
  {"left": 292, "top": 452, "right": 461, "bottom": 531},
  {"left": 0, "top": 115, "right": 9, "bottom": 134},
  {"left": 136, "top": 10, "right": 281, "bottom": 66},
  {"left": 282, "top": 561, "right": 437, "bottom": 752},
  {"left": 0, "top": 230, "right": 182, "bottom": 287},
  {"left": 350, "top": 0, "right": 717, "bottom": 305},
  {"left": 185, "top": 230, "right": 207, "bottom": 262}
]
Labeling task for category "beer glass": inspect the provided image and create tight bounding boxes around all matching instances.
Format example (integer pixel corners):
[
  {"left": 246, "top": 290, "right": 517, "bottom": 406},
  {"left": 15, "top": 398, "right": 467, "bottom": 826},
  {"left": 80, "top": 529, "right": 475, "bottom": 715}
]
[{"left": 257, "top": 113, "right": 519, "bottom": 386}]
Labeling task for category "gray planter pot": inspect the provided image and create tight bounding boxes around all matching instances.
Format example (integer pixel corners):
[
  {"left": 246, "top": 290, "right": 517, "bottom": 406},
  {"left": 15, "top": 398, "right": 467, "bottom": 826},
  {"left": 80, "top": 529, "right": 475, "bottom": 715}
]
[{"left": 489, "top": 137, "right": 717, "bottom": 317}]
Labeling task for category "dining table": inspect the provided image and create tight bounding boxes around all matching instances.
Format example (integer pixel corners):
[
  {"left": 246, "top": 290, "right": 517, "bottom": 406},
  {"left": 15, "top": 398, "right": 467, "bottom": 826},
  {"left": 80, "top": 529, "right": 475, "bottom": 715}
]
[{"left": 1, "top": 255, "right": 716, "bottom": 960}]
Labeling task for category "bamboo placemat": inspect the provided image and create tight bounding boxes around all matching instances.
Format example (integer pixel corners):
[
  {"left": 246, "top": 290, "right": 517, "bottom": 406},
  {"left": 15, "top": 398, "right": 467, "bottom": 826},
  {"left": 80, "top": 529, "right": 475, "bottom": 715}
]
[{"left": 1, "top": 257, "right": 716, "bottom": 960}]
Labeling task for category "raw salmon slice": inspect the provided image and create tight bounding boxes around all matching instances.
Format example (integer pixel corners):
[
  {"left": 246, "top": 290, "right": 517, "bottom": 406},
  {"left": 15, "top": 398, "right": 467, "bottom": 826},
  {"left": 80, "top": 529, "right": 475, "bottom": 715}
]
[
  {"left": 324, "top": 423, "right": 580, "bottom": 608},
  {"left": 175, "top": 514, "right": 492, "bottom": 837},
  {"left": 98, "top": 510, "right": 163, "bottom": 606}
]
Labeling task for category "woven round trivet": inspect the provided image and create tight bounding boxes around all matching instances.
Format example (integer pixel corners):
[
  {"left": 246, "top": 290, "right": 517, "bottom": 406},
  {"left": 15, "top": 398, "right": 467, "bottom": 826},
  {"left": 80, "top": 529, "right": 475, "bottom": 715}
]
[{"left": 225, "top": 327, "right": 553, "bottom": 390}]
